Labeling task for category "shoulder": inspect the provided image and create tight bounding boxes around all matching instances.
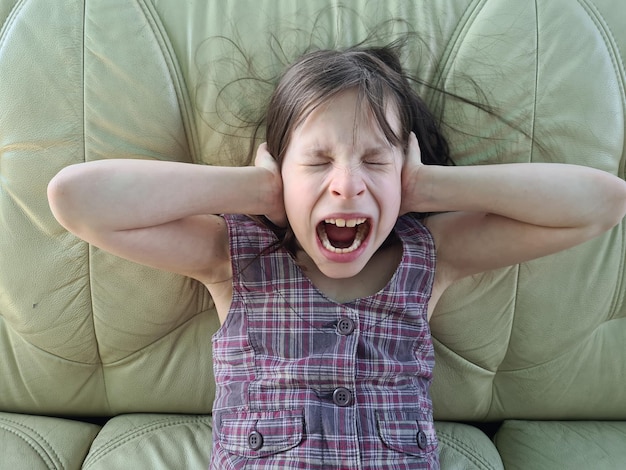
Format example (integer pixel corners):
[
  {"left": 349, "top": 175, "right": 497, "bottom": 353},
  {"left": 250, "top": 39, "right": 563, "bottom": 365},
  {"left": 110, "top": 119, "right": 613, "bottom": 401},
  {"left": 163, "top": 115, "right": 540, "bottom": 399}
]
[
  {"left": 222, "top": 214, "right": 285, "bottom": 278},
  {"left": 395, "top": 214, "right": 436, "bottom": 261},
  {"left": 223, "top": 214, "right": 279, "bottom": 251},
  {"left": 394, "top": 214, "right": 437, "bottom": 294}
]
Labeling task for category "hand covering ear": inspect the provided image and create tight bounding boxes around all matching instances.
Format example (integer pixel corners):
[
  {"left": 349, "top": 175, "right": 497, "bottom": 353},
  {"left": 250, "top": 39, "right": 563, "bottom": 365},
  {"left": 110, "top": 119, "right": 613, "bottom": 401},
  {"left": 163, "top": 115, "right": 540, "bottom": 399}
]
[{"left": 254, "top": 143, "right": 287, "bottom": 227}]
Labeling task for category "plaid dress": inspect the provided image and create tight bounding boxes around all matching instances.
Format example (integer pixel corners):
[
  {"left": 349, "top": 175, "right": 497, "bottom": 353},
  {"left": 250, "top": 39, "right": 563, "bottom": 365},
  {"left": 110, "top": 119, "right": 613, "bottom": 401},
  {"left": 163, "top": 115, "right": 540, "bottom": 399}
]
[{"left": 211, "top": 214, "right": 438, "bottom": 469}]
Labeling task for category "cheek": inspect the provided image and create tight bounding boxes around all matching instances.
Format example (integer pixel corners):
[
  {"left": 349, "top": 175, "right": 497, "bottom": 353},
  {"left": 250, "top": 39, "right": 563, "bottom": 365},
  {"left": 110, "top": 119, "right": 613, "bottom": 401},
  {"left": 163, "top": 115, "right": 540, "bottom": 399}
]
[
  {"left": 375, "top": 174, "right": 403, "bottom": 219},
  {"left": 281, "top": 172, "right": 309, "bottom": 226},
  {"left": 386, "top": 191, "right": 402, "bottom": 219},
  {"left": 281, "top": 170, "right": 302, "bottom": 206}
]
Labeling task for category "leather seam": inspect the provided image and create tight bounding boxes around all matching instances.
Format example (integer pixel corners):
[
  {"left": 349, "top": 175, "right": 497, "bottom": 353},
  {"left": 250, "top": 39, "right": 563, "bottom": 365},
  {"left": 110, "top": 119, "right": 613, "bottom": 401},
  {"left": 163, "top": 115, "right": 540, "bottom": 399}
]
[
  {"left": 0, "top": 417, "right": 63, "bottom": 469},
  {"left": 0, "top": 0, "right": 27, "bottom": 51},
  {"left": 133, "top": 0, "right": 200, "bottom": 162},
  {"left": 437, "top": 429, "right": 502, "bottom": 470},
  {"left": 82, "top": 416, "right": 212, "bottom": 467}
]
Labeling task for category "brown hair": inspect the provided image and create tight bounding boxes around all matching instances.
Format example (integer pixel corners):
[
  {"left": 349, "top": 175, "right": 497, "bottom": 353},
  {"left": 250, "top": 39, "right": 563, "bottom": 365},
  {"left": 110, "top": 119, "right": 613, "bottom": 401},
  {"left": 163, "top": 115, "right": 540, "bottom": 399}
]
[{"left": 262, "top": 43, "right": 452, "bottom": 168}]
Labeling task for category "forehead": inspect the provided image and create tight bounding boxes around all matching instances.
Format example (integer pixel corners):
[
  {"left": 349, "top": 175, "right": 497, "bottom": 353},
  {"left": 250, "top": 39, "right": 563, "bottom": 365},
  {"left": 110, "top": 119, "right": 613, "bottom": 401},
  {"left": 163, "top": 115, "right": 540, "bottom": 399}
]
[{"left": 294, "top": 88, "right": 402, "bottom": 147}]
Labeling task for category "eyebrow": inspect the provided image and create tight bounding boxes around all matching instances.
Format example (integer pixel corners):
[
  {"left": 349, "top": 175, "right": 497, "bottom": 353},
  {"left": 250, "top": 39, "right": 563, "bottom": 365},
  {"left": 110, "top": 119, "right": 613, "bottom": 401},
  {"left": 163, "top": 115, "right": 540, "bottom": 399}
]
[
  {"left": 362, "top": 146, "right": 389, "bottom": 157},
  {"left": 306, "top": 145, "right": 391, "bottom": 157},
  {"left": 307, "top": 147, "right": 329, "bottom": 156}
]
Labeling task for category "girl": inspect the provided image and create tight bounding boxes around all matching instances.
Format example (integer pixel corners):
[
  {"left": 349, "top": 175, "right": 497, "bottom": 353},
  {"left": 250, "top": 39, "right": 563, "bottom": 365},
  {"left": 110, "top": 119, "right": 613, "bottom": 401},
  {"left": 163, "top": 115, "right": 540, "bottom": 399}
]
[{"left": 48, "top": 45, "right": 626, "bottom": 469}]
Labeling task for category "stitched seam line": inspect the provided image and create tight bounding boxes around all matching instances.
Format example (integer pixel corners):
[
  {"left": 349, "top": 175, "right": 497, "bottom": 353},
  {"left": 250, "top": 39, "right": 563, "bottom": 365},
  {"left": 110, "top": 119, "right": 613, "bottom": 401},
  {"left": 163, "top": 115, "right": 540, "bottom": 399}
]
[
  {"left": 82, "top": 416, "right": 212, "bottom": 467},
  {"left": 428, "top": 0, "right": 487, "bottom": 112},
  {"left": 576, "top": 0, "right": 626, "bottom": 106},
  {"left": 134, "top": 0, "right": 200, "bottom": 162},
  {"left": 0, "top": 418, "right": 63, "bottom": 469},
  {"left": 82, "top": 0, "right": 110, "bottom": 414},
  {"left": 528, "top": 0, "right": 539, "bottom": 164},
  {"left": 438, "top": 429, "right": 502, "bottom": 470},
  {"left": 0, "top": 0, "right": 26, "bottom": 50}
]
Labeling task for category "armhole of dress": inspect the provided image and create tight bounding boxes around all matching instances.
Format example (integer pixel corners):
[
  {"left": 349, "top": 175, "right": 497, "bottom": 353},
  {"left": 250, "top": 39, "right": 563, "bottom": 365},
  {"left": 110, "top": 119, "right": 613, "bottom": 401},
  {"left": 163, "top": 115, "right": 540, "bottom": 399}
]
[
  {"left": 420, "top": 221, "right": 437, "bottom": 307},
  {"left": 213, "top": 214, "right": 242, "bottom": 337},
  {"left": 222, "top": 214, "right": 242, "bottom": 280},
  {"left": 401, "top": 215, "right": 438, "bottom": 305}
]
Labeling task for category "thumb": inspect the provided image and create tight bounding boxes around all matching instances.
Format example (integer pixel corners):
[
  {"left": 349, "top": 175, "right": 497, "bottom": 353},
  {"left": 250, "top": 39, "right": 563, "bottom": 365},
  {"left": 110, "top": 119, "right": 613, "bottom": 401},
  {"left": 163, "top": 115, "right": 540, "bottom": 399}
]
[
  {"left": 254, "top": 143, "right": 287, "bottom": 228},
  {"left": 406, "top": 132, "right": 423, "bottom": 167},
  {"left": 254, "top": 143, "right": 278, "bottom": 173}
]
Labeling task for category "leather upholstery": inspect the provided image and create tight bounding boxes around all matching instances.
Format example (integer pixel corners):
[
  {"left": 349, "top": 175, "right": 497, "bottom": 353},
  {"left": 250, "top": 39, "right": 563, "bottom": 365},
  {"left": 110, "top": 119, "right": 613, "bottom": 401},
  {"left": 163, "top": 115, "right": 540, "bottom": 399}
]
[{"left": 1, "top": 0, "right": 624, "bottom": 468}]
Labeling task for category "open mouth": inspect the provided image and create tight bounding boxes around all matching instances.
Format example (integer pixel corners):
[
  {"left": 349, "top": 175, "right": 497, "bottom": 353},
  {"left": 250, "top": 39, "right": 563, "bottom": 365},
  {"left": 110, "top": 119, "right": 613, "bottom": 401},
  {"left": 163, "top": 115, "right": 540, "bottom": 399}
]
[{"left": 316, "top": 217, "right": 370, "bottom": 254}]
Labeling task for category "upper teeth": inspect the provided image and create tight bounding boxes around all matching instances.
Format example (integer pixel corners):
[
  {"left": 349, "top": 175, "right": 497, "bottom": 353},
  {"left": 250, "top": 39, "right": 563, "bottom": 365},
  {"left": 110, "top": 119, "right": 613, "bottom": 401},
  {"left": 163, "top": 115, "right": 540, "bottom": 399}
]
[{"left": 324, "top": 218, "right": 367, "bottom": 228}]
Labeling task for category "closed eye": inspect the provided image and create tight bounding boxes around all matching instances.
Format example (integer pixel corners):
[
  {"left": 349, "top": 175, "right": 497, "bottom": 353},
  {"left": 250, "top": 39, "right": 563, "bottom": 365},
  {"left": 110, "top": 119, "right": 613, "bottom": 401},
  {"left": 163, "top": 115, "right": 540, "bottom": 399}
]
[
  {"left": 304, "top": 159, "right": 331, "bottom": 167},
  {"left": 364, "top": 159, "right": 391, "bottom": 166},
  {"left": 363, "top": 155, "right": 394, "bottom": 166},
  {"left": 362, "top": 147, "right": 394, "bottom": 166},
  {"left": 303, "top": 149, "right": 333, "bottom": 167}
]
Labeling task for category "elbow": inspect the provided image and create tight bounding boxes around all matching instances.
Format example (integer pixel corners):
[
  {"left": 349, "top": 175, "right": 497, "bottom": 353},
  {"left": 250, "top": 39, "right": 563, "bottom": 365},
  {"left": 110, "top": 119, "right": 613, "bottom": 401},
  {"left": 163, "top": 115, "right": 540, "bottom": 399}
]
[
  {"left": 594, "top": 174, "right": 626, "bottom": 235},
  {"left": 47, "top": 165, "right": 82, "bottom": 233},
  {"left": 570, "top": 170, "right": 626, "bottom": 241}
]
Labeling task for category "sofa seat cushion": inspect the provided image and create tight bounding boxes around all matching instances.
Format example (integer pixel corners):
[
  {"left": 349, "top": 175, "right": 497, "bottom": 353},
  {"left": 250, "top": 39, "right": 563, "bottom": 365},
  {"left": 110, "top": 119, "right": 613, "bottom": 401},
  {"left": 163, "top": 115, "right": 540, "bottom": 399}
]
[
  {"left": 436, "top": 422, "right": 504, "bottom": 470},
  {"left": 494, "top": 420, "right": 626, "bottom": 470},
  {"left": 82, "top": 414, "right": 213, "bottom": 470},
  {"left": 0, "top": 412, "right": 101, "bottom": 470}
]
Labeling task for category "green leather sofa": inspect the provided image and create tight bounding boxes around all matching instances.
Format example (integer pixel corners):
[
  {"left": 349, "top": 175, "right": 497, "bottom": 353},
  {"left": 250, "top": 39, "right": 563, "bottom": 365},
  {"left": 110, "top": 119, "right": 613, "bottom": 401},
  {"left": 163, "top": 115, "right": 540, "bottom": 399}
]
[{"left": 1, "top": 0, "right": 625, "bottom": 468}]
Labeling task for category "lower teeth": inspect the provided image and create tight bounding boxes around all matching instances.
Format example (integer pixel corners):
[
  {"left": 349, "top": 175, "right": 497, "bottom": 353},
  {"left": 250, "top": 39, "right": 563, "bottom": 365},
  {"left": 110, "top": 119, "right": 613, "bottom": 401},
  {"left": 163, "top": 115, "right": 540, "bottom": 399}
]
[{"left": 318, "top": 224, "right": 367, "bottom": 254}]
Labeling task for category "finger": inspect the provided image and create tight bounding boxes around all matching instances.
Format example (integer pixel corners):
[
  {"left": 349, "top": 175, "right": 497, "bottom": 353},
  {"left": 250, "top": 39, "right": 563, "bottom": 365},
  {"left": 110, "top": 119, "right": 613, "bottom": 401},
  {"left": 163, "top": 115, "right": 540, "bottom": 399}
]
[
  {"left": 407, "top": 132, "right": 423, "bottom": 165},
  {"left": 254, "top": 142, "right": 276, "bottom": 169}
]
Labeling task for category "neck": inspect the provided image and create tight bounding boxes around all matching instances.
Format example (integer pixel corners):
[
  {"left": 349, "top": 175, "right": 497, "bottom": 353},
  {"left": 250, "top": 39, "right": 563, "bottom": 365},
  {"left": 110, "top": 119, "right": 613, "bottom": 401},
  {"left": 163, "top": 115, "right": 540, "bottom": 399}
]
[{"left": 295, "top": 239, "right": 403, "bottom": 303}]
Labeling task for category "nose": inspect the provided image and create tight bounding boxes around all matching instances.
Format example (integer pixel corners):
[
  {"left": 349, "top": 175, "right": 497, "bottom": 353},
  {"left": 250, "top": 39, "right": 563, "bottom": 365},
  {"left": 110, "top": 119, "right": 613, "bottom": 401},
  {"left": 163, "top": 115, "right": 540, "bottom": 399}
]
[{"left": 328, "top": 164, "right": 366, "bottom": 199}]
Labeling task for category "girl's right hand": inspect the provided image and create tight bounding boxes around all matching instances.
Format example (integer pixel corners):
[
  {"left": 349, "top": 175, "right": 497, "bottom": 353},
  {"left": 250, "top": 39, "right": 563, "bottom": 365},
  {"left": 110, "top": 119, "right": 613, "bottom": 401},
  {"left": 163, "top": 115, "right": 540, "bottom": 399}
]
[{"left": 254, "top": 143, "right": 287, "bottom": 227}]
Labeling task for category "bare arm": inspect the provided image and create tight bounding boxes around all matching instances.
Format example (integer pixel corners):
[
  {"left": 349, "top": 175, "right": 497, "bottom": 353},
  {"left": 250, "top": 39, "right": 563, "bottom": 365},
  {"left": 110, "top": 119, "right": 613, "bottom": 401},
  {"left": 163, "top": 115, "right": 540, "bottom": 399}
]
[
  {"left": 47, "top": 149, "right": 283, "bottom": 283},
  {"left": 402, "top": 134, "right": 626, "bottom": 285}
]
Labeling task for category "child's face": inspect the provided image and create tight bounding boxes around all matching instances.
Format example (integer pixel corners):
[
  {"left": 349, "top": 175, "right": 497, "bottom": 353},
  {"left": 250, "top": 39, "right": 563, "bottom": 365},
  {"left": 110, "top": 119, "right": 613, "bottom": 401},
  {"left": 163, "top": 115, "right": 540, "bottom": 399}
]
[{"left": 281, "top": 88, "right": 404, "bottom": 279}]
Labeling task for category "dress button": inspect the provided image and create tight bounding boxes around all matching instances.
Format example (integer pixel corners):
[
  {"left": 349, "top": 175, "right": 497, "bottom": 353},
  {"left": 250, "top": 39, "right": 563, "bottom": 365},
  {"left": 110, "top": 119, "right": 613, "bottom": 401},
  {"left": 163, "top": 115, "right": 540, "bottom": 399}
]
[
  {"left": 416, "top": 430, "right": 428, "bottom": 450},
  {"left": 336, "top": 317, "right": 355, "bottom": 335},
  {"left": 248, "top": 431, "right": 264, "bottom": 451},
  {"left": 332, "top": 387, "right": 353, "bottom": 407}
]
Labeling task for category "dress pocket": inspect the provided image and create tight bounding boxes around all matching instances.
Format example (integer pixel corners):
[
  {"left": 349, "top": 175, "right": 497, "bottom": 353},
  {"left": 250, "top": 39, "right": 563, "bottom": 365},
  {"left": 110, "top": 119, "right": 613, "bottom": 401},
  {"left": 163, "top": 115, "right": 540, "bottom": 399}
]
[
  {"left": 218, "top": 409, "right": 305, "bottom": 458},
  {"left": 376, "top": 410, "right": 437, "bottom": 457}
]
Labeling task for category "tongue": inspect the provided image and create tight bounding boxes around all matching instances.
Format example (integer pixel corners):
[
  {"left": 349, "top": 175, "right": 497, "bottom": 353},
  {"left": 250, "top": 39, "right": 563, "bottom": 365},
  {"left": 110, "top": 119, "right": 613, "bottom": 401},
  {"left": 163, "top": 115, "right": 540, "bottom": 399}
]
[{"left": 325, "top": 223, "right": 357, "bottom": 248}]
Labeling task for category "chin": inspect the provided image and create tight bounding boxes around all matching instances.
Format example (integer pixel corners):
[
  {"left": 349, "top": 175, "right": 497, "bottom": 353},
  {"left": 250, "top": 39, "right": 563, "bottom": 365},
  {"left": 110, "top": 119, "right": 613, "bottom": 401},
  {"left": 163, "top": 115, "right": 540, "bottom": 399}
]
[{"left": 316, "top": 258, "right": 369, "bottom": 280}]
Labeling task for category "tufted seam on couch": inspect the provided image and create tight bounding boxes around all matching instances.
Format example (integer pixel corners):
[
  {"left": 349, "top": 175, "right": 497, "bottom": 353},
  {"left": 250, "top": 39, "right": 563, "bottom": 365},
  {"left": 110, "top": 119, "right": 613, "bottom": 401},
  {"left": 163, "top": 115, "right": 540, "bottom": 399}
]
[
  {"left": 528, "top": 0, "right": 539, "bottom": 164},
  {"left": 437, "top": 429, "right": 501, "bottom": 470},
  {"left": 82, "top": 415, "right": 213, "bottom": 468},
  {"left": 576, "top": 0, "right": 626, "bottom": 110},
  {"left": 0, "top": 416, "right": 63, "bottom": 469},
  {"left": 424, "top": 0, "right": 487, "bottom": 112},
  {"left": 82, "top": 0, "right": 109, "bottom": 414},
  {"left": 132, "top": 0, "right": 200, "bottom": 162},
  {"left": 0, "top": 0, "right": 25, "bottom": 52}
]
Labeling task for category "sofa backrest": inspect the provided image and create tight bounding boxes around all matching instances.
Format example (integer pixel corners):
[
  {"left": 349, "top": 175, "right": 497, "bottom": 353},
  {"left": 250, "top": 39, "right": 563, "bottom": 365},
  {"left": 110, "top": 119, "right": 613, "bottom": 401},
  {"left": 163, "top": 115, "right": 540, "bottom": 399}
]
[{"left": 1, "top": 0, "right": 624, "bottom": 420}]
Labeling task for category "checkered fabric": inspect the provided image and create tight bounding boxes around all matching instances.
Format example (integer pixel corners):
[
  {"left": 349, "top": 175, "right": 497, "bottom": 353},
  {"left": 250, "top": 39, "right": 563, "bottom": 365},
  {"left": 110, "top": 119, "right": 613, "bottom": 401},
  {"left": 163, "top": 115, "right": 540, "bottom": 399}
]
[{"left": 211, "top": 214, "right": 438, "bottom": 469}]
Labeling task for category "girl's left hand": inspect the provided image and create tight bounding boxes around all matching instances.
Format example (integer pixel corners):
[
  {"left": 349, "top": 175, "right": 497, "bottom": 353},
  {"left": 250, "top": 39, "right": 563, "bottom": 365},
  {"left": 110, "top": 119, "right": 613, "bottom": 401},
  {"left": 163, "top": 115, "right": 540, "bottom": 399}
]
[
  {"left": 400, "top": 132, "right": 425, "bottom": 215},
  {"left": 254, "top": 143, "right": 287, "bottom": 227}
]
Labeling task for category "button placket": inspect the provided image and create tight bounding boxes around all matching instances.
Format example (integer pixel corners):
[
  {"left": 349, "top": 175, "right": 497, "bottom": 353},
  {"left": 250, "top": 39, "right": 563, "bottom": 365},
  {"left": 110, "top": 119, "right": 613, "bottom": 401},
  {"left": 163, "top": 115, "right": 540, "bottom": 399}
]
[{"left": 323, "top": 308, "right": 358, "bottom": 411}]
